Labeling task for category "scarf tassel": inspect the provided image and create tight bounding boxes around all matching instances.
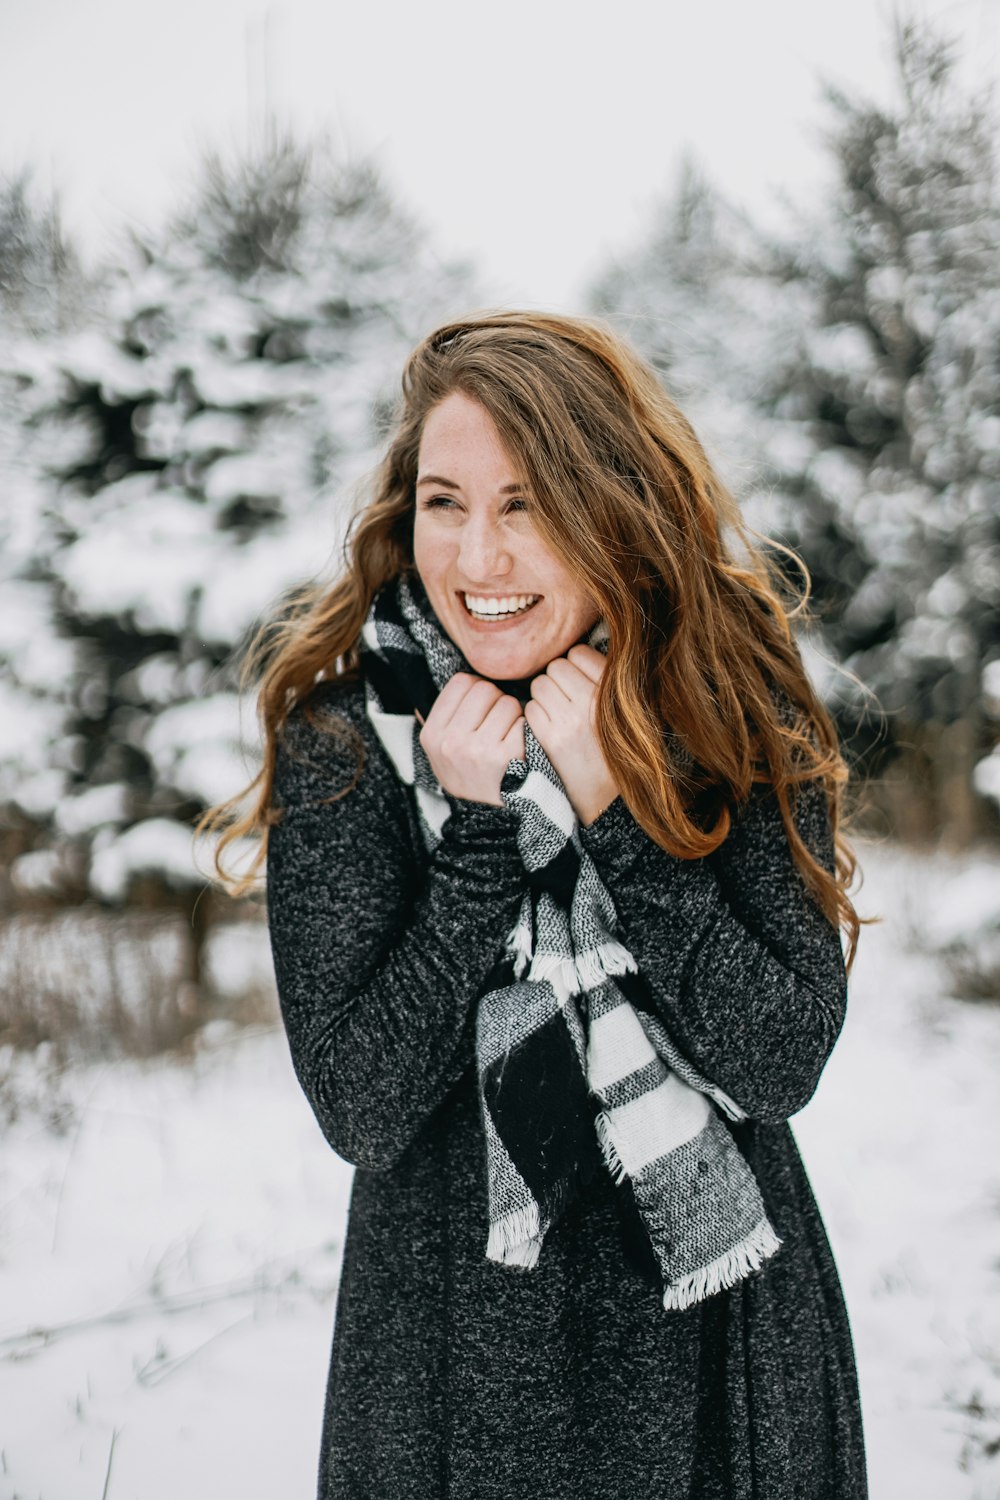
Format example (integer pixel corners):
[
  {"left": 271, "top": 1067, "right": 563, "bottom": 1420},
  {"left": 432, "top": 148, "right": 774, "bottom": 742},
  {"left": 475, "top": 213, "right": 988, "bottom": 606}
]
[
  {"left": 515, "top": 940, "right": 638, "bottom": 1001},
  {"left": 660, "top": 1218, "right": 784, "bottom": 1312},
  {"left": 594, "top": 1109, "right": 629, "bottom": 1185},
  {"left": 596, "top": 1110, "right": 783, "bottom": 1310},
  {"left": 486, "top": 1205, "right": 544, "bottom": 1270}
]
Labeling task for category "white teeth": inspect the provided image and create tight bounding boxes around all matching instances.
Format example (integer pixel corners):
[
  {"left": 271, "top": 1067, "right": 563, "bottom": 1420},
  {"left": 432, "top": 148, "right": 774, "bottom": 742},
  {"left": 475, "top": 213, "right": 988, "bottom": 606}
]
[{"left": 463, "top": 592, "right": 539, "bottom": 619}]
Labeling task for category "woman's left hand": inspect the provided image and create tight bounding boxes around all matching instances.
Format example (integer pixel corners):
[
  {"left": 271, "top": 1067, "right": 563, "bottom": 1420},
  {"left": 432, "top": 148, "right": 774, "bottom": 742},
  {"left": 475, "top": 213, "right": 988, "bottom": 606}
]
[{"left": 524, "top": 644, "right": 620, "bottom": 826}]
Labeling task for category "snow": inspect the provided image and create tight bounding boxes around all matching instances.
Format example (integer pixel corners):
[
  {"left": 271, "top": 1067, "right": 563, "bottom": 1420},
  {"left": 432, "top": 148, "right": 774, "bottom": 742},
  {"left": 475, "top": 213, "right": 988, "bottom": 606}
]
[
  {"left": 10, "top": 847, "right": 67, "bottom": 896},
  {"left": 0, "top": 683, "right": 67, "bottom": 805},
  {"left": 54, "top": 782, "right": 130, "bottom": 838},
  {"left": 9, "top": 768, "right": 68, "bottom": 822},
  {"left": 1, "top": 842, "right": 999, "bottom": 1497},
  {"left": 194, "top": 525, "right": 345, "bottom": 646},
  {"left": 797, "top": 841, "right": 1000, "bottom": 1496},
  {"left": 0, "top": 1025, "right": 350, "bottom": 1500},
  {"left": 89, "top": 818, "right": 204, "bottom": 900},
  {"left": 909, "top": 855, "right": 1000, "bottom": 951},
  {"left": 0, "top": 581, "right": 76, "bottom": 690},
  {"left": 143, "top": 694, "right": 253, "bottom": 807},
  {"left": 58, "top": 490, "right": 219, "bottom": 634},
  {"left": 807, "top": 322, "right": 877, "bottom": 378},
  {"left": 974, "top": 751, "right": 1000, "bottom": 810},
  {"left": 807, "top": 446, "right": 867, "bottom": 507}
]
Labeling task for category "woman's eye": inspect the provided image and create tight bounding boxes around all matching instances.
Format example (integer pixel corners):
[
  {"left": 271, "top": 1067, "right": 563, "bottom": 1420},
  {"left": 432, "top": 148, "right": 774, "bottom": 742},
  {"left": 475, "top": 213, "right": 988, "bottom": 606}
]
[
  {"left": 425, "top": 495, "right": 458, "bottom": 510},
  {"left": 506, "top": 497, "right": 529, "bottom": 513}
]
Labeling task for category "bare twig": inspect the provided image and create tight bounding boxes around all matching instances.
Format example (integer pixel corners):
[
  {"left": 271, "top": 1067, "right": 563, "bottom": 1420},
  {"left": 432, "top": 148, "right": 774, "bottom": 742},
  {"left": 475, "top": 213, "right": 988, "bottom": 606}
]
[
  {"left": 100, "top": 1427, "right": 120, "bottom": 1500},
  {"left": 134, "top": 1313, "right": 253, "bottom": 1387},
  {"left": 0, "top": 1249, "right": 340, "bottom": 1361}
]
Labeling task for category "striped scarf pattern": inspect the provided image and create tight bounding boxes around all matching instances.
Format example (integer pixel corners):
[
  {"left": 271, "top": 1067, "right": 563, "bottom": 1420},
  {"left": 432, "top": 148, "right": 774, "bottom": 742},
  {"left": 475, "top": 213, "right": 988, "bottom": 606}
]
[{"left": 361, "top": 574, "right": 781, "bottom": 1311}]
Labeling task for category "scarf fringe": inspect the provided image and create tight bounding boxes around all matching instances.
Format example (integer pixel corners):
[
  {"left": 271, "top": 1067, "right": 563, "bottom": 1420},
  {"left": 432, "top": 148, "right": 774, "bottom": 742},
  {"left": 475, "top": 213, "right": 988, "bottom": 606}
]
[
  {"left": 509, "top": 910, "right": 534, "bottom": 977},
  {"left": 486, "top": 1205, "right": 544, "bottom": 1269},
  {"left": 573, "top": 941, "right": 638, "bottom": 989},
  {"left": 594, "top": 1111, "right": 629, "bottom": 1185},
  {"left": 521, "top": 941, "right": 638, "bottom": 1002},
  {"left": 660, "top": 1217, "right": 783, "bottom": 1312},
  {"left": 704, "top": 1086, "right": 748, "bottom": 1124}
]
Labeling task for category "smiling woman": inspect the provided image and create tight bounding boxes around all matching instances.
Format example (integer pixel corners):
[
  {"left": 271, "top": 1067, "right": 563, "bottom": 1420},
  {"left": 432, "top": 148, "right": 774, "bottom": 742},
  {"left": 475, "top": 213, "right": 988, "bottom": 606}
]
[{"left": 202, "top": 310, "right": 867, "bottom": 1500}]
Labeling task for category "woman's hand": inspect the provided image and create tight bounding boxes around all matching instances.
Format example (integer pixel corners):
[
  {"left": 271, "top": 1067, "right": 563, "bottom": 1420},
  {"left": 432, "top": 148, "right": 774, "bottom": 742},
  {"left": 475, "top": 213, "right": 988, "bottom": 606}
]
[
  {"left": 524, "top": 645, "right": 619, "bottom": 825},
  {"left": 418, "top": 674, "right": 525, "bottom": 807}
]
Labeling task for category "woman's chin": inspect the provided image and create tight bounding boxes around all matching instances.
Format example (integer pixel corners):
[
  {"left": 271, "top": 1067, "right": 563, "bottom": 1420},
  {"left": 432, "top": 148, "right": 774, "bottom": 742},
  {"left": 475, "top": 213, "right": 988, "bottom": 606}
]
[{"left": 464, "top": 646, "right": 543, "bottom": 683}]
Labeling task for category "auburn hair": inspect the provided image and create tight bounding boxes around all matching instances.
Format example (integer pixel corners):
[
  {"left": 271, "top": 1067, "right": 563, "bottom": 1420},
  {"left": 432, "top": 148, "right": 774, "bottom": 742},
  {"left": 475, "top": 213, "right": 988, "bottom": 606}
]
[{"left": 202, "top": 310, "right": 860, "bottom": 965}]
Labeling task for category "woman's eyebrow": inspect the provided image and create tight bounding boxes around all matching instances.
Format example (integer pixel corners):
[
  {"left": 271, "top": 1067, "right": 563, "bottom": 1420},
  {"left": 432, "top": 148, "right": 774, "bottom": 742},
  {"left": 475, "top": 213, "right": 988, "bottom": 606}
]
[
  {"left": 415, "top": 474, "right": 526, "bottom": 493},
  {"left": 415, "top": 474, "right": 460, "bottom": 488}
]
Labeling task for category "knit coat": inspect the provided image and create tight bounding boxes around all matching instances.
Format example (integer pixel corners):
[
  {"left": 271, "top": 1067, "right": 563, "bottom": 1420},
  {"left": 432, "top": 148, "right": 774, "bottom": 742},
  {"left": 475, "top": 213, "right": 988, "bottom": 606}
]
[{"left": 266, "top": 676, "right": 868, "bottom": 1500}]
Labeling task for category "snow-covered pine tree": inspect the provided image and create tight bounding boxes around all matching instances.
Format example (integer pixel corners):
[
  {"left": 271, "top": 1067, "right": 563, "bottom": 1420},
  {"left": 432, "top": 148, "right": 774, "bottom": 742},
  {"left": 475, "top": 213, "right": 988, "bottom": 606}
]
[
  {"left": 588, "top": 158, "right": 846, "bottom": 725},
  {"left": 0, "top": 173, "right": 91, "bottom": 909},
  {"left": 0, "top": 171, "right": 87, "bottom": 337},
  {"left": 589, "top": 156, "right": 787, "bottom": 529},
  {"left": 757, "top": 22, "right": 1000, "bottom": 838},
  {"left": 9, "top": 130, "right": 476, "bottom": 968}
]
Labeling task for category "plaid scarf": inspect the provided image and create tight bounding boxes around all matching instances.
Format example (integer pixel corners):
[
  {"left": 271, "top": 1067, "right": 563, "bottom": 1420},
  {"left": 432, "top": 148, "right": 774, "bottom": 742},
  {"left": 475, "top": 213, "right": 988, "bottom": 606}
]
[{"left": 360, "top": 574, "right": 781, "bottom": 1311}]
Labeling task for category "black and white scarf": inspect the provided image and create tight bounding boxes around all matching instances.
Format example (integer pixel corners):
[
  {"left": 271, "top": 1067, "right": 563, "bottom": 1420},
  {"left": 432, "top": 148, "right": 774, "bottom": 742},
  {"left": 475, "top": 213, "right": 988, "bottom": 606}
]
[{"left": 360, "top": 574, "right": 781, "bottom": 1311}]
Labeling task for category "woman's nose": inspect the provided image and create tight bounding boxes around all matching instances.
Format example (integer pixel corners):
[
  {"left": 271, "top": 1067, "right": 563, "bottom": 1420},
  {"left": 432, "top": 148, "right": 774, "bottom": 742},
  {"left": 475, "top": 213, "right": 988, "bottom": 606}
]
[{"left": 458, "top": 518, "right": 512, "bottom": 580}]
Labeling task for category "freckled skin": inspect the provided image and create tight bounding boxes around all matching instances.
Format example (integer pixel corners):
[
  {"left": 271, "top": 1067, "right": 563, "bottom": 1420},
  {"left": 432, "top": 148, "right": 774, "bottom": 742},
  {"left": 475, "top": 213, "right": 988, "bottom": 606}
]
[
  {"left": 412, "top": 392, "right": 600, "bottom": 683},
  {"left": 412, "top": 392, "right": 620, "bottom": 824}
]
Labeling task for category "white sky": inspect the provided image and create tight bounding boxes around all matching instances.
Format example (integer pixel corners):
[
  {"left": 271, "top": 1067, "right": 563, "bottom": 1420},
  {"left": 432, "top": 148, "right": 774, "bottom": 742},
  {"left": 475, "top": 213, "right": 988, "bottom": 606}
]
[{"left": 0, "top": 0, "right": 997, "bottom": 308}]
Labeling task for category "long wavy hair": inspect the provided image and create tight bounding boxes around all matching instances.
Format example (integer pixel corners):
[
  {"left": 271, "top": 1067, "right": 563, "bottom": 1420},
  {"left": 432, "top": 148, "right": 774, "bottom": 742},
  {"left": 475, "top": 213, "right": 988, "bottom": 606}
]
[{"left": 203, "top": 310, "right": 860, "bottom": 964}]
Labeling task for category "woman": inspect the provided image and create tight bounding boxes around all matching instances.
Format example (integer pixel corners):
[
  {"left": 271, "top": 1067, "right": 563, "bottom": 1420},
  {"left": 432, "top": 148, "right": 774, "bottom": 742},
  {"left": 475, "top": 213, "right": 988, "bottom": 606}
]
[{"left": 211, "top": 311, "right": 867, "bottom": 1498}]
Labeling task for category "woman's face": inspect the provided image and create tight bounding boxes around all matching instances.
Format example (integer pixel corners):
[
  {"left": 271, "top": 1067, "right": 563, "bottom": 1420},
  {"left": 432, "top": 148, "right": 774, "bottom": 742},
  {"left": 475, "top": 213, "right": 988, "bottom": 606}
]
[{"left": 412, "top": 391, "right": 600, "bottom": 683}]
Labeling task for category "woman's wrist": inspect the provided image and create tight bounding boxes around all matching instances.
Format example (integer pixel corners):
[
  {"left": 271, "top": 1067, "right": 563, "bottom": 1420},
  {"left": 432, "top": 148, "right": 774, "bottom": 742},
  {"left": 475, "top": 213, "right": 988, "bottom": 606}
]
[{"left": 576, "top": 779, "right": 621, "bottom": 827}]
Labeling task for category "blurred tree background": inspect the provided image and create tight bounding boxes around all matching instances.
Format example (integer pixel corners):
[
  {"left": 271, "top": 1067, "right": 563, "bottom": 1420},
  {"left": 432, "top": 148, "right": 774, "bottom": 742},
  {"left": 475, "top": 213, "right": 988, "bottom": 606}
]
[
  {"left": 0, "top": 129, "right": 476, "bottom": 1049},
  {"left": 0, "top": 18, "right": 998, "bottom": 1053},
  {"left": 593, "top": 20, "right": 1000, "bottom": 847}
]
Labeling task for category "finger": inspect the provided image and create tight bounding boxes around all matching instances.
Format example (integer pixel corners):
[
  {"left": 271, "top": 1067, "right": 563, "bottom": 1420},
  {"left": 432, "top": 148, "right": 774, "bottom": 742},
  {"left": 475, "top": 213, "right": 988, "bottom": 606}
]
[
  {"left": 529, "top": 673, "right": 570, "bottom": 716},
  {"left": 481, "top": 694, "right": 523, "bottom": 742},
  {"left": 501, "top": 715, "right": 525, "bottom": 762},
  {"left": 414, "top": 709, "right": 425, "bottom": 726},
  {"left": 565, "top": 644, "right": 607, "bottom": 683},
  {"left": 424, "top": 673, "right": 489, "bottom": 736},
  {"left": 542, "top": 656, "right": 593, "bottom": 701},
  {"left": 445, "top": 677, "right": 505, "bottom": 736},
  {"left": 523, "top": 697, "right": 551, "bottom": 732}
]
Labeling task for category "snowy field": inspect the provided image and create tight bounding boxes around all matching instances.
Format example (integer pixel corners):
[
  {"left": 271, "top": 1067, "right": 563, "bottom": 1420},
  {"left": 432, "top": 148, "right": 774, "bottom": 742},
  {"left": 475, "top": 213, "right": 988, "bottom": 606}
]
[{"left": 1, "top": 840, "right": 998, "bottom": 1500}]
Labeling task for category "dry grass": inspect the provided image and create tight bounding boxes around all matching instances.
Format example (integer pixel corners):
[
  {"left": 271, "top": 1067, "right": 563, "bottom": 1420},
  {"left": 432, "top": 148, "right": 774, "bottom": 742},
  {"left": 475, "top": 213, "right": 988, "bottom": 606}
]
[{"left": 0, "top": 907, "right": 278, "bottom": 1070}]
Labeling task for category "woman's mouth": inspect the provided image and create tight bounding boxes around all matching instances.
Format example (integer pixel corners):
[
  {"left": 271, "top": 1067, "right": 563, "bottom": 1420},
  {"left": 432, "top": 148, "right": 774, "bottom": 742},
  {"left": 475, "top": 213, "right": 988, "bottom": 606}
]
[{"left": 460, "top": 592, "right": 540, "bottom": 622}]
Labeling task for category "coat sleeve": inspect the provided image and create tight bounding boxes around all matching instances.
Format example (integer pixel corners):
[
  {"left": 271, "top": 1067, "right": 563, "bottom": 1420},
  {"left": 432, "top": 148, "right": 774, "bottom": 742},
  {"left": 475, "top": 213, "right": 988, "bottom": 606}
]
[
  {"left": 579, "top": 779, "right": 848, "bottom": 1124},
  {"left": 265, "top": 687, "right": 526, "bottom": 1172}
]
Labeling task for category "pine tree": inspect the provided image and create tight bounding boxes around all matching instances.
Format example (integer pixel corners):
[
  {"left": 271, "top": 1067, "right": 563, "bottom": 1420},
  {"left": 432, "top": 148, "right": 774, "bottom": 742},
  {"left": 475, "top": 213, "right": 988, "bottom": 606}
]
[
  {"left": 588, "top": 159, "right": 845, "bottom": 704},
  {"left": 0, "top": 174, "right": 91, "bottom": 906},
  {"left": 589, "top": 157, "right": 785, "bottom": 525},
  {"left": 7, "top": 131, "right": 476, "bottom": 955},
  {"left": 758, "top": 22, "right": 1000, "bottom": 836},
  {"left": 0, "top": 170, "right": 86, "bottom": 336}
]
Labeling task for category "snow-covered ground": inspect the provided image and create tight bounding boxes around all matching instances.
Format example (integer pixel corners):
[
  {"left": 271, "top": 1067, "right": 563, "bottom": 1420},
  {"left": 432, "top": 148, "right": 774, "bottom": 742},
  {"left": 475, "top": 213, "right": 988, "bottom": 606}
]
[
  {"left": 795, "top": 842, "right": 1000, "bottom": 1499},
  {"left": 0, "top": 841, "right": 998, "bottom": 1499}
]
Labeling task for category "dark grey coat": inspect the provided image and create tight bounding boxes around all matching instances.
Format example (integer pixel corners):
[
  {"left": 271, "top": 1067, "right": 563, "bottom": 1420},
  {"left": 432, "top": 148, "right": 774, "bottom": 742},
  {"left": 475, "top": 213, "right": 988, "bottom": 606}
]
[{"left": 266, "top": 677, "right": 868, "bottom": 1500}]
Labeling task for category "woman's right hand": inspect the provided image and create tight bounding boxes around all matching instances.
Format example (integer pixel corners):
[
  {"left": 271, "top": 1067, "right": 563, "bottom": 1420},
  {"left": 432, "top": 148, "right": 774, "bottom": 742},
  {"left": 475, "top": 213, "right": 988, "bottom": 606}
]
[{"left": 418, "top": 674, "right": 525, "bottom": 807}]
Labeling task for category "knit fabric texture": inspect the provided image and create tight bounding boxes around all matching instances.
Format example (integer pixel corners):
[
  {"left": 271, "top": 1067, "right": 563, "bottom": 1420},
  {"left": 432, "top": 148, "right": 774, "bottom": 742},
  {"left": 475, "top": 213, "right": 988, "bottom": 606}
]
[
  {"left": 266, "top": 674, "right": 869, "bottom": 1500},
  {"left": 360, "top": 574, "right": 781, "bottom": 1307}
]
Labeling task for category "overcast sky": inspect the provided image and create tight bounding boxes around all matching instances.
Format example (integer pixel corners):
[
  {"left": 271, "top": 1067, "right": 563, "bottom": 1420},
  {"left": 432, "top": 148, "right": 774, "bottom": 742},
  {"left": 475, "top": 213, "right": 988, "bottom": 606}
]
[{"left": 0, "top": 0, "right": 997, "bottom": 308}]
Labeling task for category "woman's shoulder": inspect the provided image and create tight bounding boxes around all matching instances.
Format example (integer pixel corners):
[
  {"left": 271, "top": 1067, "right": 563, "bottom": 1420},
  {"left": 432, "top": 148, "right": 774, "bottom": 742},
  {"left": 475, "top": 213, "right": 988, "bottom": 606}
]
[{"left": 273, "top": 671, "right": 403, "bottom": 813}]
